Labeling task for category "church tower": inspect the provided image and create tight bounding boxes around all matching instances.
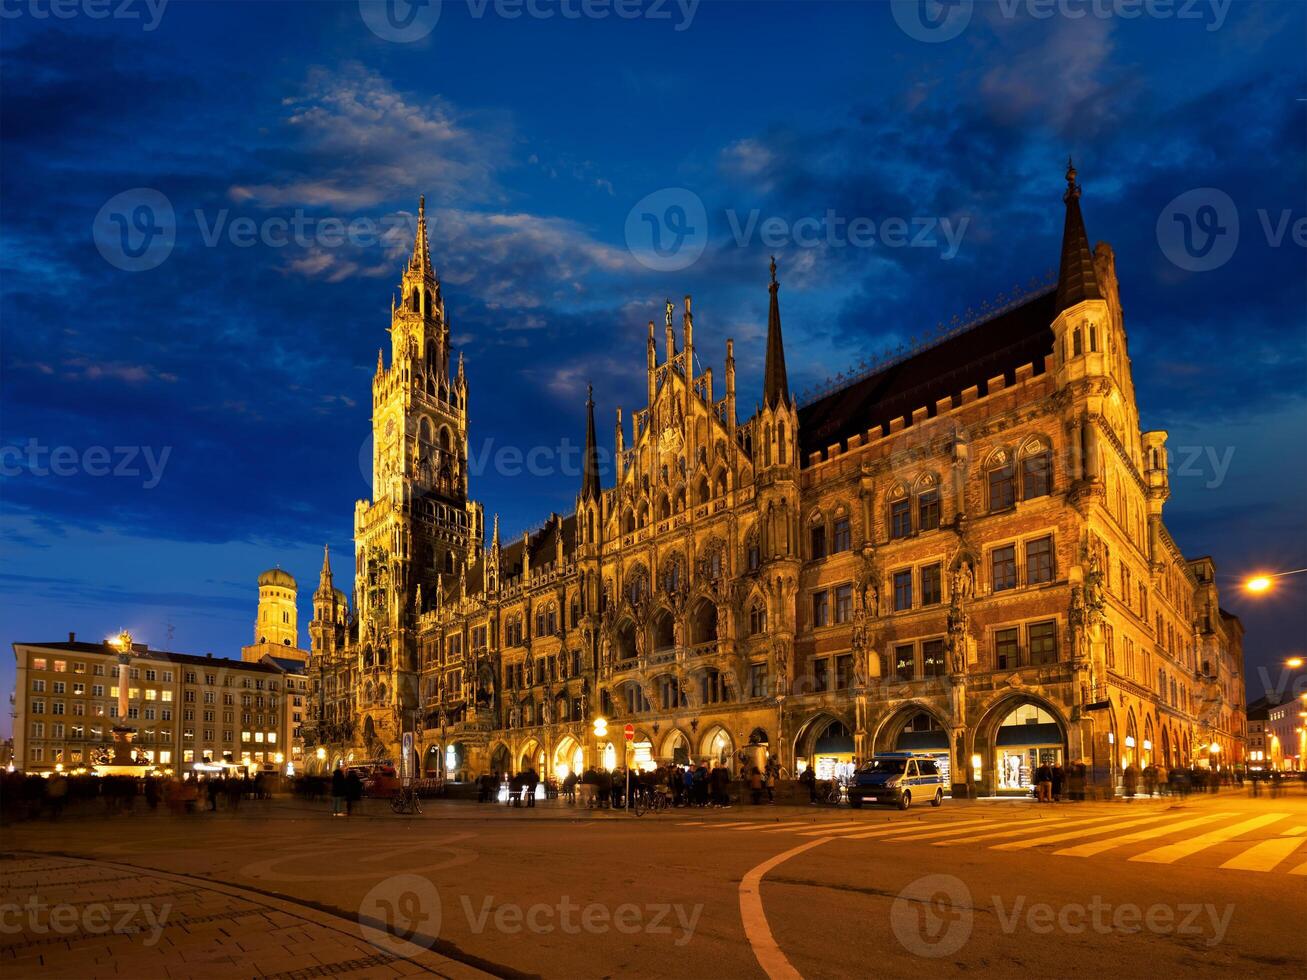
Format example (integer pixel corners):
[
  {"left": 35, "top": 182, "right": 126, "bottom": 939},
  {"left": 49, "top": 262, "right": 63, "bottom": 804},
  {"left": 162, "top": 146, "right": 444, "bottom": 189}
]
[
  {"left": 253, "top": 568, "right": 297, "bottom": 648},
  {"left": 352, "top": 196, "right": 484, "bottom": 754}
]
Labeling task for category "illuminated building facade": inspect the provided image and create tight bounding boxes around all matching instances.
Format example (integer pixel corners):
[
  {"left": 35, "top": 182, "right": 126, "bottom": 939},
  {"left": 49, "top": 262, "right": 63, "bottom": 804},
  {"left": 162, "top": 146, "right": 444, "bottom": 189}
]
[{"left": 304, "top": 167, "right": 1247, "bottom": 795}]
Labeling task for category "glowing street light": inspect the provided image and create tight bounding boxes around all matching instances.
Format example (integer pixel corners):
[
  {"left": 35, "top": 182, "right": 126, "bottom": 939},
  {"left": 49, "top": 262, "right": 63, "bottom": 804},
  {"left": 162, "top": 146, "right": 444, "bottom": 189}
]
[
  {"left": 1243, "top": 568, "right": 1307, "bottom": 595},
  {"left": 1287, "top": 657, "right": 1304, "bottom": 669}
]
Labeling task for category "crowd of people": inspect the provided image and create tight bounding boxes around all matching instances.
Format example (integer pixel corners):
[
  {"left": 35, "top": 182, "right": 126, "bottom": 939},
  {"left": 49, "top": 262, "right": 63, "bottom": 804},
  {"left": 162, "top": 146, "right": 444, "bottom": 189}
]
[
  {"left": 0, "top": 769, "right": 276, "bottom": 821},
  {"left": 475, "top": 758, "right": 792, "bottom": 810}
]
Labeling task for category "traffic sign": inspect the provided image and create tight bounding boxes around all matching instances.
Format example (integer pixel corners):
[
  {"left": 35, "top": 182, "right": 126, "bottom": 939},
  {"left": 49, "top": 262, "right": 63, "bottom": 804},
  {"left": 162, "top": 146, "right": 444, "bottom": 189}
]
[{"left": 623, "top": 723, "right": 635, "bottom": 742}]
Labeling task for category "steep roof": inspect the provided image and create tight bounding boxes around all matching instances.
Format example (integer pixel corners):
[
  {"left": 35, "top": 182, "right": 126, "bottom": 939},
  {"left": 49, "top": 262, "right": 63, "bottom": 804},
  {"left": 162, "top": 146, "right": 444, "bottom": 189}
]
[
  {"left": 1055, "top": 160, "right": 1102, "bottom": 313},
  {"left": 798, "top": 288, "right": 1057, "bottom": 461},
  {"left": 763, "top": 257, "right": 790, "bottom": 408}
]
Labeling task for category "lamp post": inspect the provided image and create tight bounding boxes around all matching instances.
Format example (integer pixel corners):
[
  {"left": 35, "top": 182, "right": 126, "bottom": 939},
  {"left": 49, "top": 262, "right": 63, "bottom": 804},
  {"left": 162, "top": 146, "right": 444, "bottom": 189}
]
[{"left": 1242, "top": 568, "right": 1307, "bottom": 594}]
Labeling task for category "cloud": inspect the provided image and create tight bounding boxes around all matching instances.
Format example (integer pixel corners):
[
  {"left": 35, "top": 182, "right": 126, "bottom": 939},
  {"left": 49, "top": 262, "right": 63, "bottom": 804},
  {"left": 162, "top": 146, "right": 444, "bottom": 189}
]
[{"left": 229, "top": 64, "right": 512, "bottom": 211}]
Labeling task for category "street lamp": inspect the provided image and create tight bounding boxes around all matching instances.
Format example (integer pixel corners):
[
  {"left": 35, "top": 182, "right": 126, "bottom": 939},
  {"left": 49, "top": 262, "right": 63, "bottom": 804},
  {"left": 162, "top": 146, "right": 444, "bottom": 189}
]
[{"left": 1242, "top": 568, "right": 1307, "bottom": 595}]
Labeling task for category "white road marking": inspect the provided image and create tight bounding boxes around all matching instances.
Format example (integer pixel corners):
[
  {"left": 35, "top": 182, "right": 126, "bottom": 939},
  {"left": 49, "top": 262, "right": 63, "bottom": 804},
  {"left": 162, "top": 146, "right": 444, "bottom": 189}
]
[
  {"left": 794, "top": 822, "right": 869, "bottom": 836},
  {"left": 932, "top": 812, "right": 1128, "bottom": 847},
  {"left": 1220, "top": 833, "right": 1307, "bottom": 872},
  {"left": 843, "top": 817, "right": 1002, "bottom": 842},
  {"left": 739, "top": 837, "right": 834, "bottom": 980},
  {"left": 1054, "top": 812, "right": 1232, "bottom": 858},
  {"left": 1130, "top": 813, "right": 1287, "bottom": 865},
  {"left": 992, "top": 812, "right": 1178, "bottom": 851}
]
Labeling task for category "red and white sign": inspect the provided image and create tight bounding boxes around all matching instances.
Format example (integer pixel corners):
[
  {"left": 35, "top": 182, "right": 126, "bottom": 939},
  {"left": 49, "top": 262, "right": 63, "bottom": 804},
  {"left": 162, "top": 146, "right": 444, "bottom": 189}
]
[{"left": 623, "top": 723, "right": 635, "bottom": 742}]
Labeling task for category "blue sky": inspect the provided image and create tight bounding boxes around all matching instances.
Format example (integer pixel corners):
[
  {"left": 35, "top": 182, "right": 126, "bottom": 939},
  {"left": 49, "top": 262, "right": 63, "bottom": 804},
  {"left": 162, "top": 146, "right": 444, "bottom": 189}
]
[{"left": 2, "top": 0, "right": 1304, "bottom": 733}]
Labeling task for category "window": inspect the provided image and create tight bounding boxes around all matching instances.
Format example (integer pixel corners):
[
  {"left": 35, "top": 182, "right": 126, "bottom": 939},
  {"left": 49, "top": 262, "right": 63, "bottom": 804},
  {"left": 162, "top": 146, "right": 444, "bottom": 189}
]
[
  {"left": 992, "top": 545, "right": 1016, "bottom": 592},
  {"left": 747, "top": 540, "right": 760, "bottom": 571},
  {"left": 834, "top": 584, "right": 852, "bottom": 624},
  {"left": 810, "top": 523, "right": 827, "bottom": 560},
  {"left": 921, "top": 564, "right": 942, "bottom": 606},
  {"left": 893, "top": 570, "right": 913, "bottom": 611},
  {"left": 749, "top": 602, "right": 767, "bottom": 636},
  {"left": 32, "top": 658, "right": 47, "bottom": 670},
  {"left": 1022, "top": 450, "right": 1052, "bottom": 500},
  {"left": 31, "top": 679, "right": 45, "bottom": 693},
  {"left": 918, "top": 490, "right": 940, "bottom": 531},
  {"left": 1028, "top": 621, "right": 1058, "bottom": 665},
  {"left": 995, "top": 628, "right": 1020, "bottom": 669},
  {"left": 749, "top": 663, "right": 769, "bottom": 699},
  {"left": 835, "top": 654, "right": 853, "bottom": 689},
  {"left": 890, "top": 498, "right": 912, "bottom": 539},
  {"left": 989, "top": 460, "right": 1016, "bottom": 511},
  {"left": 922, "top": 639, "right": 946, "bottom": 676},
  {"left": 812, "top": 591, "right": 830, "bottom": 628},
  {"left": 894, "top": 644, "right": 915, "bottom": 681},
  {"left": 813, "top": 658, "right": 830, "bottom": 693},
  {"left": 833, "top": 517, "right": 851, "bottom": 553},
  {"left": 1026, "top": 537, "right": 1054, "bottom": 585}
]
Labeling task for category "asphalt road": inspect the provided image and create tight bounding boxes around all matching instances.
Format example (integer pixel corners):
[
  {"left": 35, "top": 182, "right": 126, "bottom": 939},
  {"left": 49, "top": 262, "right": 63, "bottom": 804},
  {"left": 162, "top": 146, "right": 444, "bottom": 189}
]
[{"left": 3, "top": 787, "right": 1305, "bottom": 978}]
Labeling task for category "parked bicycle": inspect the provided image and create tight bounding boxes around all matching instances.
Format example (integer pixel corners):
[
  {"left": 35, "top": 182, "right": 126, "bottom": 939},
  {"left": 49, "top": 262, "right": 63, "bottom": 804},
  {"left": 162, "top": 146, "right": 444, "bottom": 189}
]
[
  {"left": 633, "top": 787, "right": 671, "bottom": 816},
  {"left": 390, "top": 784, "right": 422, "bottom": 815}
]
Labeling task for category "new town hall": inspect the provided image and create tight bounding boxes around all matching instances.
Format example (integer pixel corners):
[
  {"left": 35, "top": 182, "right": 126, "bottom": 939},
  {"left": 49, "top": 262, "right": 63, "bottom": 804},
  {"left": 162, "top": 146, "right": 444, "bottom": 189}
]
[{"left": 303, "top": 169, "right": 1247, "bottom": 796}]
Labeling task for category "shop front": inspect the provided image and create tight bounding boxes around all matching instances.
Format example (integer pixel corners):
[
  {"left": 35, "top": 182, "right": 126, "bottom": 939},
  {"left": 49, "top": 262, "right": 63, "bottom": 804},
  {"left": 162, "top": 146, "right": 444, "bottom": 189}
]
[{"left": 992, "top": 703, "right": 1065, "bottom": 795}]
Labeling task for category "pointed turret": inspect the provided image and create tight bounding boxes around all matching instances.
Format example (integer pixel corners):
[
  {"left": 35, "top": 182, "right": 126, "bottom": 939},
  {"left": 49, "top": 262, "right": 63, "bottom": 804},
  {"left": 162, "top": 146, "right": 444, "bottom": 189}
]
[
  {"left": 1055, "top": 159, "right": 1102, "bottom": 314},
  {"left": 319, "top": 544, "right": 333, "bottom": 591},
  {"left": 409, "top": 195, "right": 435, "bottom": 282},
  {"left": 763, "top": 256, "right": 790, "bottom": 408},
  {"left": 581, "top": 384, "right": 601, "bottom": 502}
]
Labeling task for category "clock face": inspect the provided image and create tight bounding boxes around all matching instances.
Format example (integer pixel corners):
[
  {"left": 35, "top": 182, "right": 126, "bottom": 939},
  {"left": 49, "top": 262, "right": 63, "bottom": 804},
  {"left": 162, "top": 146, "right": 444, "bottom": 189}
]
[{"left": 385, "top": 418, "right": 395, "bottom": 439}]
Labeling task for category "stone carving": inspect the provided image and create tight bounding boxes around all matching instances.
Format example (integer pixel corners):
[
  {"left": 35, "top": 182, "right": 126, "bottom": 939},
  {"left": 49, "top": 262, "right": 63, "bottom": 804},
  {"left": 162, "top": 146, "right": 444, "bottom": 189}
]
[{"left": 771, "top": 636, "right": 791, "bottom": 695}]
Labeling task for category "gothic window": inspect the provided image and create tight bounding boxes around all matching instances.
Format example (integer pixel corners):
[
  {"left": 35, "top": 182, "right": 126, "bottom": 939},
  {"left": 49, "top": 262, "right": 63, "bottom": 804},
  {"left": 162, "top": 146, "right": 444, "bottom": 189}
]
[
  {"left": 833, "top": 515, "right": 851, "bottom": 553},
  {"left": 749, "top": 601, "right": 767, "bottom": 636},
  {"left": 917, "top": 489, "right": 940, "bottom": 531},
  {"left": 893, "top": 570, "right": 913, "bottom": 611},
  {"left": 809, "top": 516, "right": 827, "bottom": 560},
  {"left": 991, "top": 545, "right": 1017, "bottom": 592},
  {"left": 1025, "top": 537, "right": 1054, "bottom": 585},
  {"left": 987, "top": 454, "right": 1016, "bottom": 512},
  {"left": 890, "top": 494, "right": 912, "bottom": 539},
  {"left": 777, "top": 423, "right": 788, "bottom": 465},
  {"left": 1021, "top": 445, "right": 1052, "bottom": 500}
]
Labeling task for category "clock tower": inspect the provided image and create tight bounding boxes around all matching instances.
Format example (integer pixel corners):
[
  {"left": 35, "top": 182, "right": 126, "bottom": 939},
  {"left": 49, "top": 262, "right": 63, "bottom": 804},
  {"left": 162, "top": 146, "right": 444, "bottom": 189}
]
[{"left": 352, "top": 197, "right": 484, "bottom": 757}]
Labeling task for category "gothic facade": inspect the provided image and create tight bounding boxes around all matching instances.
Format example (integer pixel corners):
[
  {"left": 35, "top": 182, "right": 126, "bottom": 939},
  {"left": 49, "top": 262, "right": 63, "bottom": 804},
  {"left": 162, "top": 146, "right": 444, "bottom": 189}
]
[{"left": 304, "top": 168, "right": 1246, "bottom": 795}]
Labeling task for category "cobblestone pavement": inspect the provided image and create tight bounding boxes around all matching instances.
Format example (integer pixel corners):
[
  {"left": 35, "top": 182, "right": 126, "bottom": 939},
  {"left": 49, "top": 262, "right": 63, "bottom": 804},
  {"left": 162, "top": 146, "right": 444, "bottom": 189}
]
[{"left": 0, "top": 852, "right": 492, "bottom": 979}]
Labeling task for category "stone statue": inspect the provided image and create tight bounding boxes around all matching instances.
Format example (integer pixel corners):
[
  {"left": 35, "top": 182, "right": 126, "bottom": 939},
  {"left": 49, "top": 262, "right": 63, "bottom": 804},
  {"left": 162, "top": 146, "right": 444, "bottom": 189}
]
[
  {"left": 1085, "top": 553, "right": 1105, "bottom": 624},
  {"left": 854, "top": 648, "right": 869, "bottom": 689},
  {"left": 952, "top": 560, "right": 975, "bottom": 601},
  {"left": 771, "top": 636, "right": 790, "bottom": 695}
]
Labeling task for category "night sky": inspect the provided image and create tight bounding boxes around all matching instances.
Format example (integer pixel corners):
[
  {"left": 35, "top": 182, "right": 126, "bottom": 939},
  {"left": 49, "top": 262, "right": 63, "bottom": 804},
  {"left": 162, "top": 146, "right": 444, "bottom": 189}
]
[{"left": 2, "top": 0, "right": 1304, "bottom": 736}]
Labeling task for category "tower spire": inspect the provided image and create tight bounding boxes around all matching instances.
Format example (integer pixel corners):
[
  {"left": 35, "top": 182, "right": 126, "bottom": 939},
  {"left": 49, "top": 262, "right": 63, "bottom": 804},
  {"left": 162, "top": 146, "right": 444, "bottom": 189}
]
[
  {"left": 1055, "top": 159, "right": 1102, "bottom": 313},
  {"left": 763, "top": 256, "right": 790, "bottom": 408},
  {"left": 409, "top": 194, "right": 434, "bottom": 282},
  {"left": 581, "top": 383, "right": 601, "bottom": 502}
]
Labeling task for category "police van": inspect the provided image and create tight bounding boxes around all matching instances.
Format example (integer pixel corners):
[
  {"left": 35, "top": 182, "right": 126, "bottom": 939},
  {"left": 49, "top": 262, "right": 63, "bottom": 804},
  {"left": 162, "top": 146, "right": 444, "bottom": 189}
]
[{"left": 847, "top": 751, "right": 946, "bottom": 810}]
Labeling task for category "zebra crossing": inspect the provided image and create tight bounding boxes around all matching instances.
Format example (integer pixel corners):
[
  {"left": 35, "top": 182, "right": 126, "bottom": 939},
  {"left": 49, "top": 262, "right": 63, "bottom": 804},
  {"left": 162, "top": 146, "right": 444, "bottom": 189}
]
[{"left": 675, "top": 808, "right": 1307, "bottom": 875}]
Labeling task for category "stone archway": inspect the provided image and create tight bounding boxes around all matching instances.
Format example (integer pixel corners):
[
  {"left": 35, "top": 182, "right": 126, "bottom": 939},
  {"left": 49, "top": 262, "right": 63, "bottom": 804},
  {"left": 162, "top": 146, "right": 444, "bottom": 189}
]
[
  {"left": 699, "top": 725, "right": 734, "bottom": 767},
  {"left": 422, "top": 743, "right": 442, "bottom": 778},
  {"left": 972, "top": 694, "right": 1069, "bottom": 797},
  {"left": 872, "top": 702, "right": 953, "bottom": 785},
  {"left": 553, "top": 735, "right": 584, "bottom": 780},
  {"left": 793, "top": 712, "right": 855, "bottom": 779},
  {"left": 518, "top": 738, "right": 542, "bottom": 774},
  {"left": 489, "top": 742, "right": 511, "bottom": 777},
  {"left": 661, "top": 728, "right": 692, "bottom": 765}
]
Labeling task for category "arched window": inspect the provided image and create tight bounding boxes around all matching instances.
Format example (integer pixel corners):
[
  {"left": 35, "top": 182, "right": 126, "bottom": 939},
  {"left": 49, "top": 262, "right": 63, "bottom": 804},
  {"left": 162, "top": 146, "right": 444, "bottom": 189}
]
[
  {"left": 410, "top": 290, "right": 420, "bottom": 313},
  {"left": 987, "top": 452, "right": 1016, "bottom": 512},
  {"left": 749, "top": 601, "right": 767, "bottom": 636},
  {"left": 777, "top": 422, "right": 788, "bottom": 465},
  {"left": 1020, "top": 441, "right": 1053, "bottom": 500}
]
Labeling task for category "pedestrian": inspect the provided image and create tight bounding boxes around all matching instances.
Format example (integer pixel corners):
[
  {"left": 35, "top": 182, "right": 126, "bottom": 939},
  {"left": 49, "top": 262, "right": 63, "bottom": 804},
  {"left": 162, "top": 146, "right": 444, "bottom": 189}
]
[
  {"left": 562, "top": 770, "right": 577, "bottom": 804},
  {"left": 345, "top": 768, "right": 363, "bottom": 815},
  {"left": 1123, "top": 763, "right": 1138, "bottom": 801},
  {"left": 1051, "top": 763, "right": 1064, "bottom": 803},
  {"left": 749, "top": 766, "right": 764, "bottom": 805},
  {"left": 331, "top": 766, "right": 346, "bottom": 816},
  {"left": 800, "top": 765, "right": 817, "bottom": 804},
  {"left": 206, "top": 776, "right": 221, "bottom": 812},
  {"left": 525, "top": 766, "right": 539, "bottom": 808},
  {"left": 1034, "top": 761, "right": 1052, "bottom": 803},
  {"left": 1143, "top": 765, "right": 1157, "bottom": 798},
  {"left": 764, "top": 759, "right": 777, "bottom": 804}
]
